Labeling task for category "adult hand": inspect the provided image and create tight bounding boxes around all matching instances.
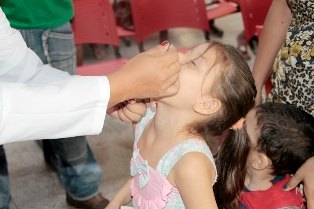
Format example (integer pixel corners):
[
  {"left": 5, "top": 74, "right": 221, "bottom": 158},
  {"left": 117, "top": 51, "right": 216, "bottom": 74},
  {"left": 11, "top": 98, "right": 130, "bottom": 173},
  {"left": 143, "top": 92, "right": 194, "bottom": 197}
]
[
  {"left": 178, "top": 43, "right": 210, "bottom": 65},
  {"left": 284, "top": 157, "right": 314, "bottom": 209},
  {"left": 107, "top": 42, "right": 180, "bottom": 107}
]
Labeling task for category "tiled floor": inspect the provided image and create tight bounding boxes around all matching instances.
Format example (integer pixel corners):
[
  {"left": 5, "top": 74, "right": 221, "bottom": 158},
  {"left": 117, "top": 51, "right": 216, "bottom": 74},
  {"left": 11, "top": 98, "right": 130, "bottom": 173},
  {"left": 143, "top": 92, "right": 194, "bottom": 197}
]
[{"left": 4, "top": 12, "right": 256, "bottom": 209}]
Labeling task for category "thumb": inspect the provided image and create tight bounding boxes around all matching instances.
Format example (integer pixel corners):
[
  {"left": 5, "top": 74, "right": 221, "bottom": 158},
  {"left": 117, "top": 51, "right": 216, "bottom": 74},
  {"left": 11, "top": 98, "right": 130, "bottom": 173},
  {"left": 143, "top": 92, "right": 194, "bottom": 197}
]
[
  {"left": 145, "top": 43, "right": 168, "bottom": 56},
  {"left": 283, "top": 173, "right": 303, "bottom": 191}
]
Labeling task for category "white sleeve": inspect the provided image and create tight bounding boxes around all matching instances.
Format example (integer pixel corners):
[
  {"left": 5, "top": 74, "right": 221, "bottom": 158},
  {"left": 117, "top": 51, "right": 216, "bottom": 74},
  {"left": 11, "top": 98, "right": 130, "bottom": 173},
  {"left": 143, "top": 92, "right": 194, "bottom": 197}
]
[
  {"left": 0, "top": 76, "right": 110, "bottom": 145},
  {"left": 0, "top": 7, "right": 111, "bottom": 144}
]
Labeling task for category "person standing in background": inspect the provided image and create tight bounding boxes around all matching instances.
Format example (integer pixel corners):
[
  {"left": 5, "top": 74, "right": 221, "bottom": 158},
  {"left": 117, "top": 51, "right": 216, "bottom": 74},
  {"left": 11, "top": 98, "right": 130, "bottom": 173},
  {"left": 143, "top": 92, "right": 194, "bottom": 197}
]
[
  {"left": 1, "top": 1, "right": 108, "bottom": 208},
  {"left": 252, "top": 0, "right": 313, "bottom": 115}
]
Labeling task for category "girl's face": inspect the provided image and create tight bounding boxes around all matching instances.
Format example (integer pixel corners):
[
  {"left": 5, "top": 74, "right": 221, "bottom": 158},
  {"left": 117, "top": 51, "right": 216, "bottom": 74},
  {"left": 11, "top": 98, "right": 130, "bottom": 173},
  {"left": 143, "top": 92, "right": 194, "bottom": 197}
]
[{"left": 159, "top": 43, "right": 221, "bottom": 110}]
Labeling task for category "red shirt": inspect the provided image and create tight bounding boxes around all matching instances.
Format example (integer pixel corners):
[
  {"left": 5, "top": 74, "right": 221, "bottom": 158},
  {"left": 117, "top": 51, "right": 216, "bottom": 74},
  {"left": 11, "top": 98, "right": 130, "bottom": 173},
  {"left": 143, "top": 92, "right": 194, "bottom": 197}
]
[{"left": 241, "top": 175, "right": 303, "bottom": 209}]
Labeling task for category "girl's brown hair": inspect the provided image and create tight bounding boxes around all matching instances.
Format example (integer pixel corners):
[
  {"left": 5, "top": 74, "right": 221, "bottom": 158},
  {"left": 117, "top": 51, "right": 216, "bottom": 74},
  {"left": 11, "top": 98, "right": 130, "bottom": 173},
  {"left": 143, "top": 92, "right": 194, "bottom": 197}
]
[{"left": 191, "top": 41, "right": 256, "bottom": 151}]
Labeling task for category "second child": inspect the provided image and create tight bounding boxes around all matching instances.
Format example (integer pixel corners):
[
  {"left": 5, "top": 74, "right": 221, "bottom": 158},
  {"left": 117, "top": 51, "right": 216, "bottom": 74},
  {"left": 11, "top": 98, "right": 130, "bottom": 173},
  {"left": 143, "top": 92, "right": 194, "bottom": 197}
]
[{"left": 214, "top": 102, "right": 314, "bottom": 209}]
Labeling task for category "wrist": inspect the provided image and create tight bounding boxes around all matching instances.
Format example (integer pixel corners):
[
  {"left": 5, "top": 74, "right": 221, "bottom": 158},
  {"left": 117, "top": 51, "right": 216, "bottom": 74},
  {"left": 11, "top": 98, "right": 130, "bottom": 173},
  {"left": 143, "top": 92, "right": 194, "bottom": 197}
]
[{"left": 107, "top": 70, "right": 131, "bottom": 107}]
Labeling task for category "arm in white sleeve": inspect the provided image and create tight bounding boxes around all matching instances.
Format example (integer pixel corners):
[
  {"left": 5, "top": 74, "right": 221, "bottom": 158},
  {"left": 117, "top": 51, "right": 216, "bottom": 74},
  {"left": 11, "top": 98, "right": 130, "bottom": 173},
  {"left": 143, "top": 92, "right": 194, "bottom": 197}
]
[
  {"left": 0, "top": 7, "right": 111, "bottom": 144},
  {"left": 0, "top": 76, "right": 110, "bottom": 145}
]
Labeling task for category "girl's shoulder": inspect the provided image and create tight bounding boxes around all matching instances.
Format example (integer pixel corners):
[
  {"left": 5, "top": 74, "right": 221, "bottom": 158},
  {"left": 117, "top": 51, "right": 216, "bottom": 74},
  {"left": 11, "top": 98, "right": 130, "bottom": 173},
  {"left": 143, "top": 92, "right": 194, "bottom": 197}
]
[
  {"left": 173, "top": 149, "right": 217, "bottom": 184},
  {"left": 158, "top": 139, "right": 217, "bottom": 185},
  {"left": 170, "top": 139, "right": 215, "bottom": 163}
]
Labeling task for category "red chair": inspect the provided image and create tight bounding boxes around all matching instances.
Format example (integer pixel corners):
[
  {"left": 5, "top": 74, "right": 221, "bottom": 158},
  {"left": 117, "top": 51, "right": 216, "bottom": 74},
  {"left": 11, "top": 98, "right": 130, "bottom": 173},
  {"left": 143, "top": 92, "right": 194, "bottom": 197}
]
[
  {"left": 238, "top": 0, "right": 272, "bottom": 44},
  {"left": 72, "top": 0, "right": 131, "bottom": 75},
  {"left": 130, "top": 0, "right": 209, "bottom": 51},
  {"left": 206, "top": 1, "right": 238, "bottom": 20},
  {"left": 72, "top": 0, "right": 134, "bottom": 59},
  {"left": 205, "top": 0, "right": 239, "bottom": 39}
]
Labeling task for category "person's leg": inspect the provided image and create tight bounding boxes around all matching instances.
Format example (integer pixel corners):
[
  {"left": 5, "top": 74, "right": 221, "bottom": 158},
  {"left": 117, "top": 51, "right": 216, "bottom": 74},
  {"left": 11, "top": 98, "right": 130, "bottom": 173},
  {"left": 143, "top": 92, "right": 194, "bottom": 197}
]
[
  {"left": 19, "top": 23, "right": 108, "bottom": 208},
  {"left": 0, "top": 146, "right": 10, "bottom": 209},
  {"left": 45, "top": 137, "right": 103, "bottom": 199},
  {"left": 76, "top": 44, "right": 85, "bottom": 66}
]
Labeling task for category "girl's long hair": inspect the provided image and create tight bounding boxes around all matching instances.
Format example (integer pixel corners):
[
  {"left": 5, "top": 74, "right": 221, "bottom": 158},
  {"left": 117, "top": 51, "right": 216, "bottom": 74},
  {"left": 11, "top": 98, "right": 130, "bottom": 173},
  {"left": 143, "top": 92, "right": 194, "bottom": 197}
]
[{"left": 214, "top": 129, "right": 250, "bottom": 209}]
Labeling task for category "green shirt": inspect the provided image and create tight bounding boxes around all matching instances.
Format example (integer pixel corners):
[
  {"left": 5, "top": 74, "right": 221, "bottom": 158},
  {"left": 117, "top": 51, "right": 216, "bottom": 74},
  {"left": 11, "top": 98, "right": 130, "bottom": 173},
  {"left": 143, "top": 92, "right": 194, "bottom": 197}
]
[{"left": 1, "top": 0, "right": 73, "bottom": 29}]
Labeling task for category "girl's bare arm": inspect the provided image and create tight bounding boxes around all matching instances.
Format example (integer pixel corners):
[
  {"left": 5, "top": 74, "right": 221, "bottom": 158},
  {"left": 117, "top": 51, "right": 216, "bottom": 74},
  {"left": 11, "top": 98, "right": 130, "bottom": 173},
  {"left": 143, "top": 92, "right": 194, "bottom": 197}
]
[
  {"left": 106, "top": 179, "right": 132, "bottom": 209},
  {"left": 172, "top": 152, "right": 218, "bottom": 209}
]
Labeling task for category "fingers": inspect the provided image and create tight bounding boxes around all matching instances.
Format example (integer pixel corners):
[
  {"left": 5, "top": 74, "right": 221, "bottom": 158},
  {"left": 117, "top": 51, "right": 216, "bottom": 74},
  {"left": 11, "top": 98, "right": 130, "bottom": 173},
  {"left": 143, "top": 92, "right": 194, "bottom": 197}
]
[
  {"left": 117, "top": 108, "right": 132, "bottom": 122},
  {"left": 118, "top": 101, "right": 147, "bottom": 123},
  {"left": 145, "top": 41, "right": 170, "bottom": 56},
  {"left": 179, "top": 43, "right": 210, "bottom": 64},
  {"left": 145, "top": 45, "right": 167, "bottom": 56},
  {"left": 159, "top": 46, "right": 179, "bottom": 67},
  {"left": 284, "top": 172, "right": 303, "bottom": 191},
  {"left": 108, "top": 110, "right": 120, "bottom": 120},
  {"left": 147, "top": 43, "right": 178, "bottom": 66},
  {"left": 284, "top": 157, "right": 314, "bottom": 209},
  {"left": 284, "top": 157, "right": 314, "bottom": 191},
  {"left": 124, "top": 101, "right": 147, "bottom": 118}
]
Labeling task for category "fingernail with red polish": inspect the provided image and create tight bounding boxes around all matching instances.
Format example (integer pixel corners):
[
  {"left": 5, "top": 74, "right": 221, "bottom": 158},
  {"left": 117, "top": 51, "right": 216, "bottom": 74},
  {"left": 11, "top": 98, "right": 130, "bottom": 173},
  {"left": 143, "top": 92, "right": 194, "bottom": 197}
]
[{"left": 160, "top": 40, "right": 169, "bottom": 46}]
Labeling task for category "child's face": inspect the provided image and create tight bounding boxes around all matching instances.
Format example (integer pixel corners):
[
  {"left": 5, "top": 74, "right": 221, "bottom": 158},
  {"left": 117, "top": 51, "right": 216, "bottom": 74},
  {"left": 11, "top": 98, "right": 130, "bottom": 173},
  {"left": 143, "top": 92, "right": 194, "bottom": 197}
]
[
  {"left": 244, "top": 108, "right": 259, "bottom": 147},
  {"left": 159, "top": 43, "right": 221, "bottom": 110},
  {"left": 244, "top": 108, "right": 260, "bottom": 170},
  {"left": 244, "top": 108, "right": 269, "bottom": 172}
]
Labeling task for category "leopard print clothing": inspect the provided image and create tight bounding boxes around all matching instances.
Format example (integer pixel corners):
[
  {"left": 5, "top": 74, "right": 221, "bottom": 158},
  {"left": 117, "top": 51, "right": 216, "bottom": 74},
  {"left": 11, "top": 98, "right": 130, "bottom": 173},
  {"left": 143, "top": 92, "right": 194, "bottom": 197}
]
[{"left": 268, "top": 0, "right": 314, "bottom": 116}]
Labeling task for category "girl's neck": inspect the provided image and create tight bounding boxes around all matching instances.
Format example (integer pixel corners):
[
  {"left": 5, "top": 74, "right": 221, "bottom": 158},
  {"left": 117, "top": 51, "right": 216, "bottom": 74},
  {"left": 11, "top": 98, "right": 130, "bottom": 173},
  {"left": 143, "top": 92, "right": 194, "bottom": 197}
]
[
  {"left": 150, "top": 102, "right": 203, "bottom": 143},
  {"left": 245, "top": 169, "right": 275, "bottom": 191}
]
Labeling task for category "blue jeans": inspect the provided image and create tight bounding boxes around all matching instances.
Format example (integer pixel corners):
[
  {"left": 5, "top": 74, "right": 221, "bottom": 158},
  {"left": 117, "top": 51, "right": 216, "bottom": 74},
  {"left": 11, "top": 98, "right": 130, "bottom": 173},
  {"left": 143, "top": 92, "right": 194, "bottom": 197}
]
[{"left": 0, "top": 23, "right": 103, "bottom": 208}]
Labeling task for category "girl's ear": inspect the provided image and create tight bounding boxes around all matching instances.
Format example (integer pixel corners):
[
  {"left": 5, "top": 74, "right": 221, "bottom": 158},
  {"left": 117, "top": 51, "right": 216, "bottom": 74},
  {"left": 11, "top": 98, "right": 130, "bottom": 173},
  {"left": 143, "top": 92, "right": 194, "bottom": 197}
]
[
  {"left": 251, "top": 153, "right": 270, "bottom": 171},
  {"left": 193, "top": 97, "right": 221, "bottom": 115}
]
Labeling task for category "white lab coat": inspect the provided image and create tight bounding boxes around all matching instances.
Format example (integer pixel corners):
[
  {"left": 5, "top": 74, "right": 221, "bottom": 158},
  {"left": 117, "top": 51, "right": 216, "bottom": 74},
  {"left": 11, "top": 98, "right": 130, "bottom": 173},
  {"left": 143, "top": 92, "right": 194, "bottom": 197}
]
[{"left": 0, "top": 8, "right": 110, "bottom": 144}]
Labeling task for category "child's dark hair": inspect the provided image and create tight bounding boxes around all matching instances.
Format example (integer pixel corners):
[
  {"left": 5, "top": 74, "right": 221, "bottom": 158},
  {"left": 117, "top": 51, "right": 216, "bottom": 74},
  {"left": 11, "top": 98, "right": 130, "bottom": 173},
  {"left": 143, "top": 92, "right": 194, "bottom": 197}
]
[
  {"left": 214, "top": 102, "right": 314, "bottom": 209},
  {"left": 190, "top": 41, "right": 256, "bottom": 150}
]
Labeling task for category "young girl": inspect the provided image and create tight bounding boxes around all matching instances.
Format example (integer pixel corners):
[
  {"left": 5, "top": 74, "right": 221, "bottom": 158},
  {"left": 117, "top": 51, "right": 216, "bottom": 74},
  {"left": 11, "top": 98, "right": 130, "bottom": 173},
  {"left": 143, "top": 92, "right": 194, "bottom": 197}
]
[
  {"left": 106, "top": 41, "right": 257, "bottom": 209},
  {"left": 214, "top": 102, "right": 314, "bottom": 209}
]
